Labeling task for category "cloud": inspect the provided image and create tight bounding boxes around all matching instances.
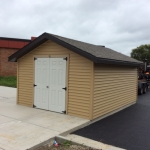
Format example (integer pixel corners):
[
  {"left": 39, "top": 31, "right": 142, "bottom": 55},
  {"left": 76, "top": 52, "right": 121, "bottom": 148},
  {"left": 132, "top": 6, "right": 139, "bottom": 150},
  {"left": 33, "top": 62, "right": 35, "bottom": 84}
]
[{"left": 0, "top": 0, "right": 150, "bottom": 56}]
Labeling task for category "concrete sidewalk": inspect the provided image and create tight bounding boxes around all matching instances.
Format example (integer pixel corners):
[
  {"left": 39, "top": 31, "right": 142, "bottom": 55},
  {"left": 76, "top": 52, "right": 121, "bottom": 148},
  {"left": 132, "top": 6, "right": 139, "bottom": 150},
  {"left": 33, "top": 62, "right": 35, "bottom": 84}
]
[{"left": 0, "top": 86, "right": 89, "bottom": 150}]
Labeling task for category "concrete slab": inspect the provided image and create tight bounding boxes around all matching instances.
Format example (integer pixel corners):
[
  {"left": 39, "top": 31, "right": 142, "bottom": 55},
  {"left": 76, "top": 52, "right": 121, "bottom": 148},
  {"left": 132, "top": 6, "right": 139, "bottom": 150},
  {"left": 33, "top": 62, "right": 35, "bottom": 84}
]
[
  {"left": 0, "top": 86, "right": 90, "bottom": 150},
  {"left": 0, "top": 97, "right": 16, "bottom": 104},
  {"left": 0, "top": 116, "right": 14, "bottom": 124},
  {"left": 0, "top": 86, "right": 16, "bottom": 98},
  {"left": 0, "top": 101, "right": 89, "bottom": 150},
  {"left": 22, "top": 111, "right": 89, "bottom": 133},
  {"left": 0, "top": 96, "right": 7, "bottom": 100},
  {"left": 0, "top": 120, "right": 59, "bottom": 150},
  {"left": 0, "top": 101, "right": 46, "bottom": 119}
]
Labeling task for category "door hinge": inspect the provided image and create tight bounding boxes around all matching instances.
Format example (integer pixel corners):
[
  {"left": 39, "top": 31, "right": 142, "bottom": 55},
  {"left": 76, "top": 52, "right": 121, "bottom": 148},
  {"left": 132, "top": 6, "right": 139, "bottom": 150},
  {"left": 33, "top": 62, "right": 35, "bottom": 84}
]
[
  {"left": 33, "top": 84, "right": 37, "bottom": 87},
  {"left": 34, "top": 57, "right": 37, "bottom": 61},
  {"left": 63, "top": 57, "right": 67, "bottom": 61},
  {"left": 62, "top": 87, "right": 67, "bottom": 91},
  {"left": 62, "top": 110, "right": 66, "bottom": 114},
  {"left": 33, "top": 104, "right": 36, "bottom": 108}
]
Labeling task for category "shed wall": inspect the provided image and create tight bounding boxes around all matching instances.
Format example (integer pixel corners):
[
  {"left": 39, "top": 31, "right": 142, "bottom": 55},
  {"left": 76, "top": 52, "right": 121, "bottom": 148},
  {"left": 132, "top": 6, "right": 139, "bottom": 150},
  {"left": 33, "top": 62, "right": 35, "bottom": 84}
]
[
  {"left": 18, "top": 40, "right": 93, "bottom": 119},
  {"left": 93, "top": 64, "right": 137, "bottom": 119}
]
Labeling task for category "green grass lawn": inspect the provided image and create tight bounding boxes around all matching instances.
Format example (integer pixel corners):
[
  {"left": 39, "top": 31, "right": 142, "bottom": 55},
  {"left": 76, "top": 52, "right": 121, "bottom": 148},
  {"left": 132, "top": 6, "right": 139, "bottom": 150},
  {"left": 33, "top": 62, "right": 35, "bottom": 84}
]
[{"left": 0, "top": 76, "right": 17, "bottom": 88}]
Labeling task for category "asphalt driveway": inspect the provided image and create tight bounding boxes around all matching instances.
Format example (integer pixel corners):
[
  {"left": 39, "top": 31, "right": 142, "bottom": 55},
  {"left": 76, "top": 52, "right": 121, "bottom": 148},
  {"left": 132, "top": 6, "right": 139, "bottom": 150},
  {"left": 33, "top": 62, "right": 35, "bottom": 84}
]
[{"left": 73, "top": 89, "right": 150, "bottom": 150}]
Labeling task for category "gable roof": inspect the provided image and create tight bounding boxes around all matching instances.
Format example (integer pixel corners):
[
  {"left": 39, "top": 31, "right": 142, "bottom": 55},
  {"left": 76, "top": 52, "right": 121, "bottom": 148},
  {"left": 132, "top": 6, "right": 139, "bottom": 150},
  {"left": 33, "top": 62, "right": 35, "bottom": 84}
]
[{"left": 8, "top": 32, "right": 142, "bottom": 66}]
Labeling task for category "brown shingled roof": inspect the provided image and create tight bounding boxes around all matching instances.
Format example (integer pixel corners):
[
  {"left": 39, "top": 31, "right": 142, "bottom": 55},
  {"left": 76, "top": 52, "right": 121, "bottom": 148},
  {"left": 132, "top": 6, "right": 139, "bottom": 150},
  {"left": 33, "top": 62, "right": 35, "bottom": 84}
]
[
  {"left": 9, "top": 32, "right": 142, "bottom": 66},
  {"left": 52, "top": 34, "right": 141, "bottom": 64}
]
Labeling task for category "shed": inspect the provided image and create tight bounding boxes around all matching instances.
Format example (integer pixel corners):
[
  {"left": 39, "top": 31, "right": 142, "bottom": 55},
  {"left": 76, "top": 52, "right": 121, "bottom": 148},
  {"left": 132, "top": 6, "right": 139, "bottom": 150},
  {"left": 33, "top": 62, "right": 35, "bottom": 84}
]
[{"left": 9, "top": 33, "right": 142, "bottom": 120}]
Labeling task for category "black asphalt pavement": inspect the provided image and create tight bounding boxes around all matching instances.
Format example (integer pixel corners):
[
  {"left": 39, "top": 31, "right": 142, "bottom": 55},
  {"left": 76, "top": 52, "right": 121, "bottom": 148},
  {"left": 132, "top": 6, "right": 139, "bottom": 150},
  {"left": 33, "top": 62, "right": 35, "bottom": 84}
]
[{"left": 72, "top": 90, "right": 150, "bottom": 150}]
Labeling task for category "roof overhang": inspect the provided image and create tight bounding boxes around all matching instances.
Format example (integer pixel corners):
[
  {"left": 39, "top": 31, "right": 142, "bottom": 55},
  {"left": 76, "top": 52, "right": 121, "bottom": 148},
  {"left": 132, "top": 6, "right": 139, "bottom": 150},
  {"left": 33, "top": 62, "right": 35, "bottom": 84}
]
[
  {"left": 0, "top": 37, "right": 30, "bottom": 42},
  {"left": 94, "top": 58, "right": 143, "bottom": 67},
  {"left": 8, "top": 32, "right": 142, "bottom": 67}
]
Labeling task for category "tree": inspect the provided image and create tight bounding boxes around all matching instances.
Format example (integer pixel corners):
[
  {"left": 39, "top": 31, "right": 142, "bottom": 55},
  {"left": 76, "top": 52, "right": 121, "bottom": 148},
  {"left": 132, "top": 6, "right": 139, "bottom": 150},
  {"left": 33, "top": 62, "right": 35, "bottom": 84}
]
[{"left": 131, "top": 44, "right": 150, "bottom": 64}]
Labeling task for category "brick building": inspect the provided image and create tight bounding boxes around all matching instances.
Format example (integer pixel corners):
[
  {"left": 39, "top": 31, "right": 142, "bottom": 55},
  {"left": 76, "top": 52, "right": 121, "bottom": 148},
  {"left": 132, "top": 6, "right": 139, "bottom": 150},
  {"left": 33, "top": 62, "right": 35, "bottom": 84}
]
[{"left": 0, "top": 37, "right": 30, "bottom": 76}]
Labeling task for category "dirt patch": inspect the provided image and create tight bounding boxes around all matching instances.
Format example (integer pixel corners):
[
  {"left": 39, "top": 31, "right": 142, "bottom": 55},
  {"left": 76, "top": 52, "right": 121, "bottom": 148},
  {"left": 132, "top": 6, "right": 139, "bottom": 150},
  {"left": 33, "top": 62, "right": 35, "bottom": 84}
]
[{"left": 34, "top": 140, "right": 101, "bottom": 150}]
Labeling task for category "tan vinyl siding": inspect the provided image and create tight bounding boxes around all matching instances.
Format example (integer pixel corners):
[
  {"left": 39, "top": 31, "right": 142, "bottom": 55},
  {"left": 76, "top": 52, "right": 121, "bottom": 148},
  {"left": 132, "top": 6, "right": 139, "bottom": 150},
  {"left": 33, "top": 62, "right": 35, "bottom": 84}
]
[
  {"left": 93, "top": 64, "right": 137, "bottom": 119},
  {"left": 17, "top": 40, "right": 93, "bottom": 119}
]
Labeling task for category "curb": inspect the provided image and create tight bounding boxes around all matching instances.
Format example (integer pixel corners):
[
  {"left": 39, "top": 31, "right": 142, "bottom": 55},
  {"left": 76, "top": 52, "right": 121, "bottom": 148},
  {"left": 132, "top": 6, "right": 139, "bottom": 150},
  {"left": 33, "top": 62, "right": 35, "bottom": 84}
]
[{"left": 27, "top": 137, "right": 54, "bottom": 150}]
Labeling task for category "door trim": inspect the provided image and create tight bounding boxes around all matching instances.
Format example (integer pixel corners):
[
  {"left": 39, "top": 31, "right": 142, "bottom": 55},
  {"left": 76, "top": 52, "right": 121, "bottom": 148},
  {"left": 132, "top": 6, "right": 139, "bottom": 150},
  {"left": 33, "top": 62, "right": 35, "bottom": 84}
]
[{"left": 33, "top": 54, "right": 69, "bottom": 114}]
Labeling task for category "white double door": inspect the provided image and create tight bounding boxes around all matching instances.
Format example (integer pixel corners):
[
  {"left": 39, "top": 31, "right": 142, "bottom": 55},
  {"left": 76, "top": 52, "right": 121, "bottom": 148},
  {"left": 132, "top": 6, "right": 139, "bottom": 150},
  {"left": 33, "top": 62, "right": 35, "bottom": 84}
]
[{"left": 34, "top": 57, "right": 66, "bottom": 113}]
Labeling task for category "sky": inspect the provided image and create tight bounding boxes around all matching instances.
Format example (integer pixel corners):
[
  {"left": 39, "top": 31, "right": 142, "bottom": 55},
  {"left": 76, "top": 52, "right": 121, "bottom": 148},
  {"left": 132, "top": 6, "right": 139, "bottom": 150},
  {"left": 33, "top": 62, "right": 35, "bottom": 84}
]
[{"left": 0, "top": 0, "right": 150, "bottom": 56}]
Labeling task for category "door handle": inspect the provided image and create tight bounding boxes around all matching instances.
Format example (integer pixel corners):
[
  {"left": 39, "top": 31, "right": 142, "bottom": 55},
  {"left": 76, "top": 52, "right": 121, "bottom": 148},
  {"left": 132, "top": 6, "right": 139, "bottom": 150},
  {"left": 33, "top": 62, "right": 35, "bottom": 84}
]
[
  {"left": 46, "top": 86, "right": 49, "bottom": 88},
  {"left": 62, "top": 87, "right": 67, "bottom": 91}
]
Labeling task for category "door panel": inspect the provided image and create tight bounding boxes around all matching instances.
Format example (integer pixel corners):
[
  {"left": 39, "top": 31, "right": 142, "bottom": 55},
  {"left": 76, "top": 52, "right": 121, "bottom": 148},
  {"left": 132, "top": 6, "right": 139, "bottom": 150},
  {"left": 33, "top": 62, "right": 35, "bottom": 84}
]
[
  {"left": 34, "top": 57, "right": 66, "bottom": 113},
  {"left": 49, "top": 58, "right": 66, "bottom": 113},
  {"left": 34, "top": 58, "right": 49, "bottom": 110}
]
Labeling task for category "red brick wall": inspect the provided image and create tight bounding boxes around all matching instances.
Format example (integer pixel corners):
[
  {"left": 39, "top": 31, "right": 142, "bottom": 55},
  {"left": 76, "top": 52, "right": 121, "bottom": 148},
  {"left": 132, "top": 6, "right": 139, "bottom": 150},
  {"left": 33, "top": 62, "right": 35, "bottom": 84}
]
[
  {"left": 0, "top": 49, "right": 1, "bottom": 75},
  {"left": 0, "top": 48, "right": 18, "bottom": 76}
]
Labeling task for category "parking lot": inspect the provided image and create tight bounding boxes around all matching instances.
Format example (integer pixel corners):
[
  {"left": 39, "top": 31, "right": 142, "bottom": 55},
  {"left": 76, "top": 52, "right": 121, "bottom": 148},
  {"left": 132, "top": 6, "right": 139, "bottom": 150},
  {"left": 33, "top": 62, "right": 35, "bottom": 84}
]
[{"left": 73, "top": 89, "right": 150, "bottom": 150}]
